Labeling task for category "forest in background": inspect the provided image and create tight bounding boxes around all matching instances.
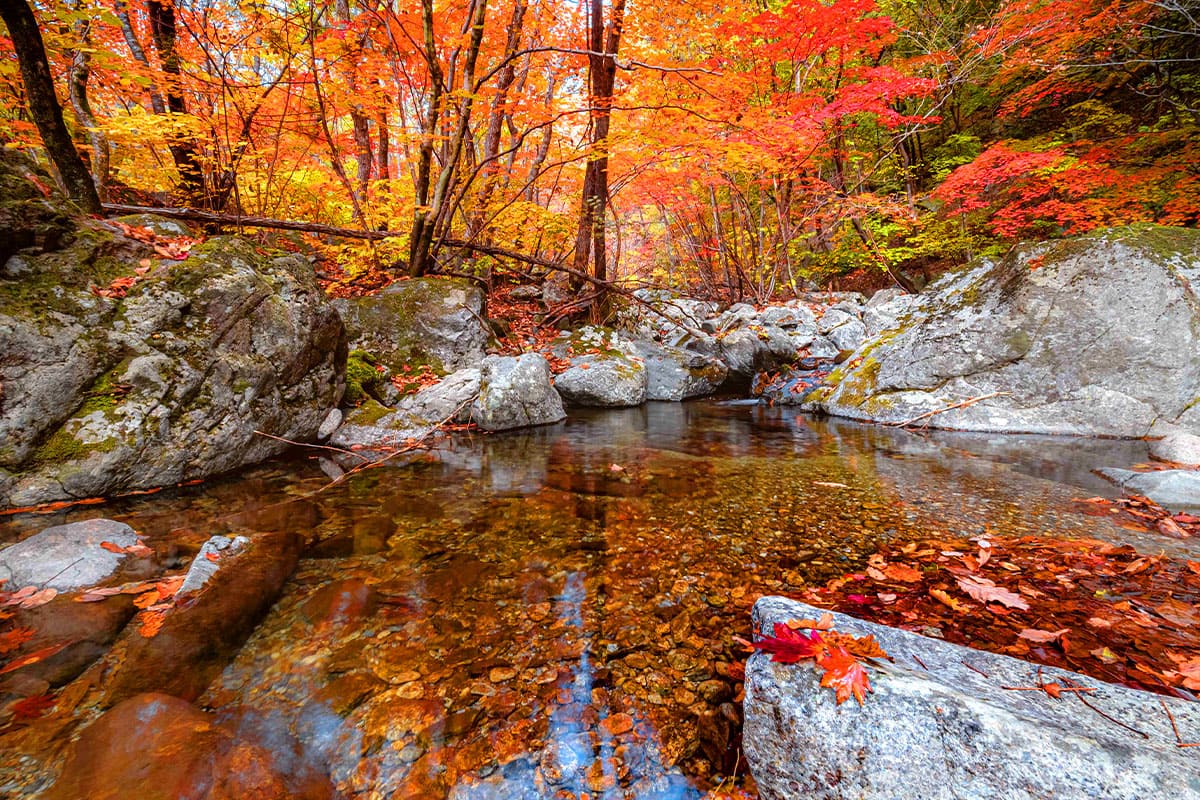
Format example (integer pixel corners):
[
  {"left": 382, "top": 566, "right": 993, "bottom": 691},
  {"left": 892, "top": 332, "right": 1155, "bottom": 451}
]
[{"left": 1, "top": 0, "right": 1197, "bottom": 299}]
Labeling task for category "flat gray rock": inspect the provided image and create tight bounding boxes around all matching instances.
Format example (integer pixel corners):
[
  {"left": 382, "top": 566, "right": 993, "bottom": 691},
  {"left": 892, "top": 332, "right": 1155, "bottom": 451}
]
[
  {"left": 1097, "top": 467, "right": 1200, "bottom": 512},
  {"left": 0, "top": 519, "right": 138, "bottom": 591},
  {"left": 745, "top": 597, "right": 1200, "bottom": 800},
  {"left": 1151, "top": 432, "right": 1200, "bottom": 466}
]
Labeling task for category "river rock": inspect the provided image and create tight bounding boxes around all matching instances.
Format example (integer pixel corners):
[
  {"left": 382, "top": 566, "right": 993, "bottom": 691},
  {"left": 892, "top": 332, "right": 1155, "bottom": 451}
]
[
  {"left": 819, "top": 308, "right": 867, "bottom": 352},
  {"left": 744, "top": 596, "right": 1200, "bottom": 800},
  {"left": 113, "top": 213, "right": 193, "bottom": 238},
  {"left": 0, "top": 224, "right": 346, "bottom": 509},
  {"left": 328, "top": 401, "right": 434, "bottom": 453},
  {"left": 630, "top": 341, "right": 727, "bottom": 401},
  {"left": 618, "top": 289, "right": 718, "bottom": 340},
  {"left": 44, "top": 693, "right": 332, "bottom": 800},
  {"left": 2, "top": 591, "right": 138, "bottom": 689},
  {"left": 0, "top": 518, "right": 138, "bottom": 591},
  {"left": 1096, "top": 468, "right": 1200, "bottom": 512},
  {"left": 317, "top": 408, "right": 343, "bottom": 440},
  {"left": 177, "top": 535, "right": 249, "bottom": 595},
  {"left": 333, "top": 277, "right": 487, "bottom": 374},
  {"left": 396, "top": 367, "right": 481, "bottom": 424},
  {"left": 555, "top": 355, "right": 647, "bottom": 407},
  {"left": 103, "top": 531, "right": 303, "bottom": 705},
  {"left": 551, "top": 328, "right": 647, "bottom": 407},
  {"left": 472, "top": 354, "right": 565, "bottom": 431},
  {"left": 803, "top": 226, "right": 1200, "bottom": 437},
  {"left": 1151, "top": 431, "right": 1200, "bottom": 466}
]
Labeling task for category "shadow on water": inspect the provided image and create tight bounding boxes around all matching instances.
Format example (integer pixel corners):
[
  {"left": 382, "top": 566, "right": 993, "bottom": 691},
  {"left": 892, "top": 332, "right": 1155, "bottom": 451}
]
[{"left": 0, "top": 402, "right": 1175, "bottom": 798}]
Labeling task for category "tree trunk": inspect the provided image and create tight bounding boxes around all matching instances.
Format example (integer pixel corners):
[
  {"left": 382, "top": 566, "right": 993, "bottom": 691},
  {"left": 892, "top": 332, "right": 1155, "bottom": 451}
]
[
  {"left": 410, "top": 0, "right": 489, "bottom": 277},
  {"left": 114, "top": 0, "right": 166, "bottom": 115},
  {"left": 147, "top": 0, "right": 204, "bottom": 204},
  {"left": 67, "top": 14, "right": 109, "bottom": 201},
  {"left": 571, "top": 0, "right": 625, "bottom": 293},
  {"left": 0, "top": 0, "right": 100, "bottom": 213}
]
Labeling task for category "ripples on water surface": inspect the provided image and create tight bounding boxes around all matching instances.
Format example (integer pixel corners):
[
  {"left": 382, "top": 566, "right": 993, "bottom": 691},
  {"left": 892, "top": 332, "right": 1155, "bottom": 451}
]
[{"left": 0, "top": 402, "right": 1165, "bottom": 798}]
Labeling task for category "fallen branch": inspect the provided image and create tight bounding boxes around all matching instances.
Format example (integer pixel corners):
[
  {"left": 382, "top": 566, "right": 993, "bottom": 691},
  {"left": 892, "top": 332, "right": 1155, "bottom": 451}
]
[
  {"left": 887, "top": 392, "right": 1010, "bottom": 429},
  {"left": 101, "top": 204, "right": 709, "bottom": 338},
  {"left": 1161, "top": 699, "right": 1200, "bottom": 748}
]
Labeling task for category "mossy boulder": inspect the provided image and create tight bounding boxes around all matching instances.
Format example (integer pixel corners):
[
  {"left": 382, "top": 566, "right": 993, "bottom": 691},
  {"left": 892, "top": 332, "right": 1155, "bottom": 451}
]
[
  {"left": 0, "top": 220, "right": 346, "bottom": 508},
  {"left": 0, "top": 148, "right": 76, "bottom": 268},
  {"left": 803, "top": 225, "right": 1200, "bottom": 437},
  {"left": 549, "top": 326, "right": 648, "bottom": 407},
  {"left": 332, "top": 277, "right": 487, "bottom": 375}
]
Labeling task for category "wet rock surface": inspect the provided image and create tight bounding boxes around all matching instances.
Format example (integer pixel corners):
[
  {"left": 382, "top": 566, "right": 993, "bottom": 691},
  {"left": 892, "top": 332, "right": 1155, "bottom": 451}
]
[
  {"left": 102, "top": 531, "right": 303, "bottom": 705},
  {"left": 804, "top": 226, "right": 1200, "bottom": 437},
  {"left": 745, "top": 596, "right": 1200, "bottom": 800},
  {"left": 473, "top": 354, "right": 566, "bottom": 431},
  {"left": 43, "top": 693, "right": 332, "bottom": 800},
  {"left": 1151, "top": 431, "right": 1200, "bottom": 466},
  {"left": 0, "top": 519, "right": 139, "bottom": 591},
  {"left": 1097, "top": 467, "right": 1200, "bottom": 513}
]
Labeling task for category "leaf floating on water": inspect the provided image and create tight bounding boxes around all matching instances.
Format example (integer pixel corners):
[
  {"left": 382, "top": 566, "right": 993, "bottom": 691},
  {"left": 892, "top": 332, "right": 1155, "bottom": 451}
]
[
  {"left": 955, "top": 575, "right": 1029, "bottom": 610},
  {"left": 929, "top": 588, "right": 968, "bottom": 613},
  {"left": 1018, "top": 628, "right": 1069, "bottom": 643}
]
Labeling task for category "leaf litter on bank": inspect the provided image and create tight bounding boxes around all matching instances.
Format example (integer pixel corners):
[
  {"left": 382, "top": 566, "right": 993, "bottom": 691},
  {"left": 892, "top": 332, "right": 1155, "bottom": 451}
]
[{"left": 800, "top": 528, "right": 1200, "bottom": 698}]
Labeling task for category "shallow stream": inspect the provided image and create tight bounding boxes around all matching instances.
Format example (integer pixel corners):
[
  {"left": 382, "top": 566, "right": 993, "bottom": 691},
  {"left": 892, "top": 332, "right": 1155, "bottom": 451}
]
[{"left": 1, "top": 402, "right": 1177, "bottom": 798}]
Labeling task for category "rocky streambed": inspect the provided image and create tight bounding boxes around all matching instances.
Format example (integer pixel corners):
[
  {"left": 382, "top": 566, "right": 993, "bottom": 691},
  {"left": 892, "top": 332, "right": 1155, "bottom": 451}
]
[{"left": 3, "top": 407, "right": 1200, "bottom": 799}]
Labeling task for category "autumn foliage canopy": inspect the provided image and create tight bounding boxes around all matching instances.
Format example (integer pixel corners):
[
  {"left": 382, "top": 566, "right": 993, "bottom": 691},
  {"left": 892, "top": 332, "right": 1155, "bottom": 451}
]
[{"left": 0, "top": 0, "right": 1195, "bottom": 296}]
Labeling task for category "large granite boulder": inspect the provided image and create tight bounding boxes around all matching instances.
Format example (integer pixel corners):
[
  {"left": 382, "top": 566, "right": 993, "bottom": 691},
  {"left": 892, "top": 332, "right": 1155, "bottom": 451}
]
[
  {"left": 333, "top": 277, "right": 487, "bottom": 374},
  {"left": 803, "top": 226, "right": 1200, "bottom": 437},
  {"left": 745, "top": 596, "right": 1200, "bottom": 800},
  {"left": 472, "top": 354, "right": 566, "bottom": 431},
  {"left": 551, "top": 327, "right": 647, "bottom": 407},
  {"left": 0, "top": 225, "right": 346, "bottom": 508},
  {"left": 630, "top": 340, "right": 727, "bottom": 401},
  {"left": 327, "top": 369, "right": 481, "bottom": 454}
]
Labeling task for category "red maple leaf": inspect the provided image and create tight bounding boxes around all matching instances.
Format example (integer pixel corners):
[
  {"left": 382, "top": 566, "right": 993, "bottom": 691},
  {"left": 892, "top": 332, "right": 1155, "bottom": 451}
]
[
  {"left": 818, "top": 646, "right": 873, "bottom": 705},
  {"left": 11, "top": 693, "right": 56, "bottom": 719},
  {"left": 753, "top": 623, "right": 825, "bottom": 663}
]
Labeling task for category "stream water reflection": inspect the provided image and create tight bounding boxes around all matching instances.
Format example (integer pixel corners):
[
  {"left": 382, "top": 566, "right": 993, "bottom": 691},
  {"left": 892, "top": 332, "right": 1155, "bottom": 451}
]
[{"left": 0, "top": 402, "right": 1170, "bottom": 798}]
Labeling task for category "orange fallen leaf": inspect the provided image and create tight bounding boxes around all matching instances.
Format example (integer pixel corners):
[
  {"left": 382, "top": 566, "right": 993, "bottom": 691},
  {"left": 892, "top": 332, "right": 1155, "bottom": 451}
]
[
  {"left": 818, "top": 646, "right": 872, "bottom": 705},
  {"left": 930, "top": 587, "right": 968, "bottom": 612},
  {"left": 0, "top": 642, "right": 69, "bottom": 675}
]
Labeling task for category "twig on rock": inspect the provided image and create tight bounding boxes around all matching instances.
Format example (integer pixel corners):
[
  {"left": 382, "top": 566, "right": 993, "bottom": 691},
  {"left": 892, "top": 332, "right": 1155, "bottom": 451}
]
[
  {"left": 1161, "top": 698, "right": 1200, "bottom": 747},
  {"left": 887, "top": 392, "right": 1010, "bottom": 429}
]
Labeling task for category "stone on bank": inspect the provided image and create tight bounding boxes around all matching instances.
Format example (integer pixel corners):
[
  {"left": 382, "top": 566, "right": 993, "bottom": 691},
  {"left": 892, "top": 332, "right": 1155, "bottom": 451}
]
[
  {"left": 744, "top": 596, "right": 1200, "bottom": 800},
  {"left": 803, "top": 225, "right": 1200, "bottom": 439}
]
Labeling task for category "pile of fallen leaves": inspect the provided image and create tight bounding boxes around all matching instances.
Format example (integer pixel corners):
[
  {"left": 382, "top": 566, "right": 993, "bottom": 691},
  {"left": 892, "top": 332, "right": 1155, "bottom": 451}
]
[
  {"left": 741, "top": 612, "right": 890, "bottom": 705},
  {"left": 1074, "top": 493, "right": 1199, "bottom": 539},
  {"left": 800, "top": 530, "right": 1200, "bottom": 698},
  {"left": 89, "top": 222, "right": 199, "bottom": 299}
]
